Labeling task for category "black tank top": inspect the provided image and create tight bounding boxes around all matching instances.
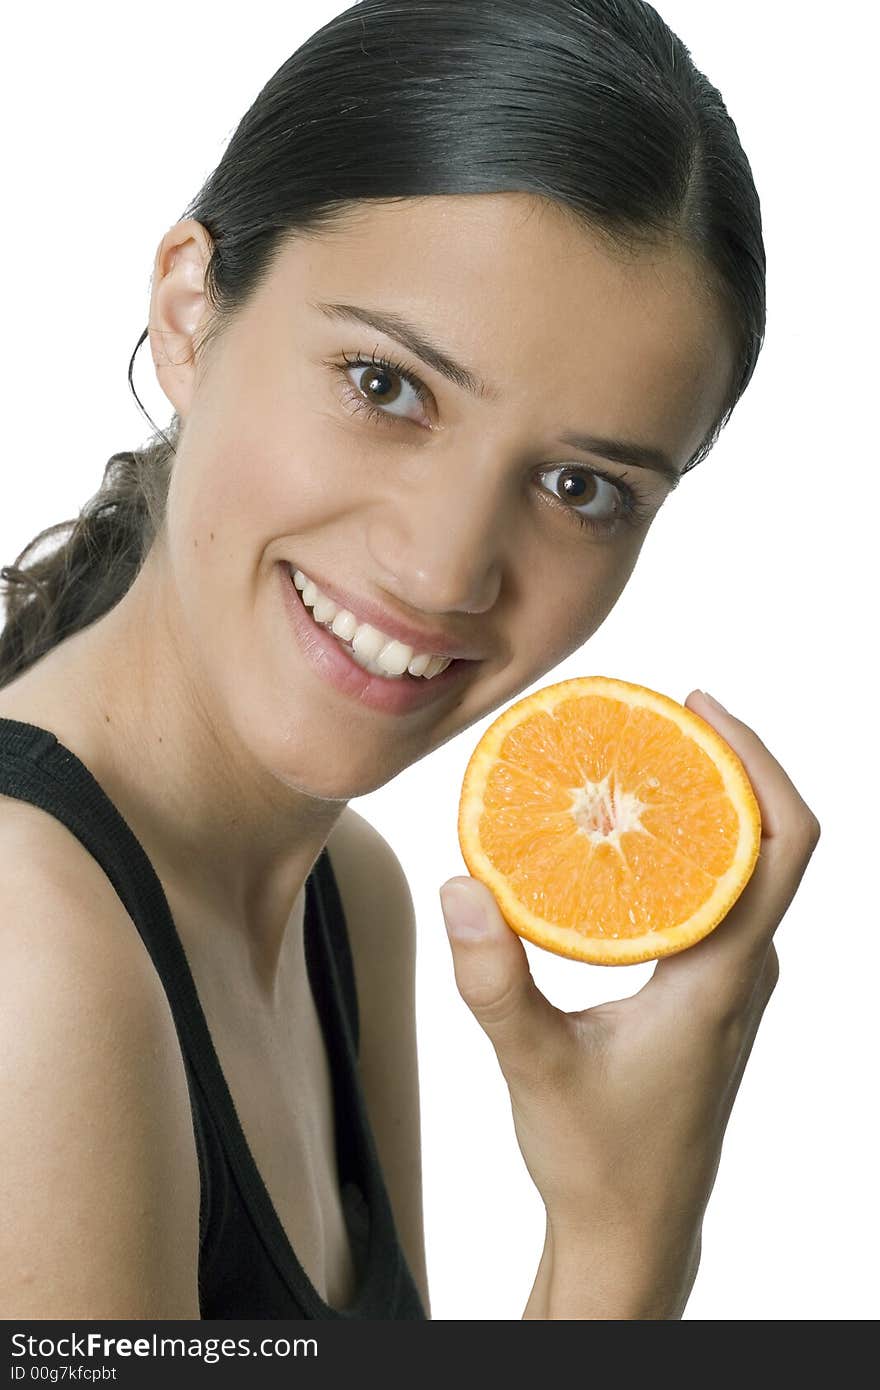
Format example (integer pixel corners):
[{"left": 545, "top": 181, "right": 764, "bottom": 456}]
[{"left": 0, "top": 716, "right": 427, "bottom": 1319}]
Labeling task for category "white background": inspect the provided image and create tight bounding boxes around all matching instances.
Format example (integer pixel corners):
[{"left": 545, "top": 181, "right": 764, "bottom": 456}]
[{"left": 1, "top": 2, "right": 876, "bottom": 1321}]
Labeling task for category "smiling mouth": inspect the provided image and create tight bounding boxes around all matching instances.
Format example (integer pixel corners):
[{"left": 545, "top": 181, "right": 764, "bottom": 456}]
[{"left": 289, "top": 565, "right": 459, "bottom": 681}]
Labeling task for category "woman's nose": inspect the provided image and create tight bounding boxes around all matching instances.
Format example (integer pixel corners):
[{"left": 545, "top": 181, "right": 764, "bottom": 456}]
[{"left": 365, "top": 453, "right": 509, "bottom": 617}]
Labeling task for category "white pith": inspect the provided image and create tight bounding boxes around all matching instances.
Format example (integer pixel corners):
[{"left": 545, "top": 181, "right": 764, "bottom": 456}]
[
  {"left": 568, "top": 772, "right": 648, "bottom": 847},
  {"left": 290, "top": 567, "right": 454, "bottom": 680}
]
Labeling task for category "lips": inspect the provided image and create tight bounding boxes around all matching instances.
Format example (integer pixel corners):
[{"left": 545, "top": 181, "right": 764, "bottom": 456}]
[
  {"left": 291, "top": 566, "right": 454, "bottom": 679},
  {"left": 278, "top": 560, "right": 473, "bottom": 716},
  {"left": 285, "top": 562, "right": 484, "bottom": 661}
]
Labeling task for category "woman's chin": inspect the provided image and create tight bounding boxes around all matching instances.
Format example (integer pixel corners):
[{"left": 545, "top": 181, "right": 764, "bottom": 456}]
[{"left": 271, "top": 751, "right": 407, "bottom": 802}]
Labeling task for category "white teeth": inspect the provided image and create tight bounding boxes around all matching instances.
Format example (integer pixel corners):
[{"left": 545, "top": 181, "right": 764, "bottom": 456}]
[
  {"left": 330, "top": 608, "right": 358, "bottom": 642},
  {"left": 290, "top": 566, "right": 455, "bottom": 680},
  {"left": 312, "top": 593, "right": 338, "bottom": 624},
  {"left": 422, "top": 655, "right": 449, "bottom": 679},
  {"left": 407, "top": 652, "right": 432, "bottom": 677},
  {"left": 374, "top": 639, "right": 412, "bottom": 677},
  {"left": 351, "top": 624, "right": 386, "bottom": 662}
]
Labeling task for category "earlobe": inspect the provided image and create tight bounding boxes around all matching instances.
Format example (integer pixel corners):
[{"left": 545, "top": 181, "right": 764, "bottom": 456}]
[{"left": 147, "top": 219, "right": 214, "bottom": 417}]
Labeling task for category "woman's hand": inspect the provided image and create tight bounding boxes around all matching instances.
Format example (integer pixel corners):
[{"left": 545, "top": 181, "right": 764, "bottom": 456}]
[{"left": 439, "top": 689, "right": 821, "bottom": 1318}]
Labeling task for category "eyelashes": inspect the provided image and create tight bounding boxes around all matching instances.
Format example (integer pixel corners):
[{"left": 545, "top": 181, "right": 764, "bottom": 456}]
[
  {"left": 337, "top": 347, "right": 432, "bottom": 423},
  {"left": 539, "top": 465, "right": 656, "bottom": 535},
  {"left": 329, "top": 347, "right": 658, "bottom": 537}
]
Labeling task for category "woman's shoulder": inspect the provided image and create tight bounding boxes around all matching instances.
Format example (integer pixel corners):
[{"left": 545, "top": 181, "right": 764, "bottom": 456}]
[
  {"left": 0, "top": 775, "right": 200, "bottom": 1140},
  {"left": 324, "top": 808, "right": 430, "bottom": 1311},
  {"left": 0, "top": 784, "right": 202, "bottom": 1316},
  {"left": 0, "top": 737, "right": 145, "bottom": 957},
  {"left": 0, "top": 680, "right": 155, "bottom": 956},
  {"left": 323, "top": 807, "right": 418, "bottom": 1048},
  {"left": 0, "top": 783, "right": 151, "bottom": 954},
  {"left": 325, "top": 806, "right": 417, "bottom": 962}
]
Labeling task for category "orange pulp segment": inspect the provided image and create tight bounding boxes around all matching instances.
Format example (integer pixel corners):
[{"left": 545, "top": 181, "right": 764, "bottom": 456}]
[{"left": 457, "top": 676, "right": 762, "bottom": 965}]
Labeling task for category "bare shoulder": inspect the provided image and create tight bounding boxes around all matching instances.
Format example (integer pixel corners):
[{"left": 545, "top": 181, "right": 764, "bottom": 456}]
[
  {"left": 324, "top": 808, "right": 431, "bottom": 1315},
  {"left": 0, "top": 801, "right": 201, "bottom": 1317},
  {"left": 0, "top": 795, "right": 186, "bottom": 1022},
  {"left": 325, "top": 807, "right": 417, "bottom": 955},
  {"left": 324, "top": 808, "right": 417, "bottom": 1049}
]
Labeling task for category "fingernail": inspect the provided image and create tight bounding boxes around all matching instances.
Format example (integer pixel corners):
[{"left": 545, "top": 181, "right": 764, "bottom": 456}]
[
  {"left": 439, "top": 881, "right": 490, "bottom": 939},
  {"left": 701, "top": 690, "right": 729, "bottom": 713}
]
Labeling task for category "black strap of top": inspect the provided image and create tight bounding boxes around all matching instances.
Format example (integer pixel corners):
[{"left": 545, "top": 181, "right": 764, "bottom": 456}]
[
  {"left": 310, "top": 847, "right": 360, "bottom": 1058},
  {"left": 0, "top": 717, "right": 232, "bottom": 1087},
  {"left": 0, "top": 715, "right": 359, "bottom": 1075}
]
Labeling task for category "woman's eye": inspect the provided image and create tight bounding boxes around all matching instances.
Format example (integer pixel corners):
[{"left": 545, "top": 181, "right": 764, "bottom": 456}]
[
  {"left": 538, "top": 464, "right": 638, "bottom": 533},
  {"left": 337, "top": 353, "right": 430, "bottom": 426},
  {"left": 332, "top": 352, "right": 655, "bottom": 537}
]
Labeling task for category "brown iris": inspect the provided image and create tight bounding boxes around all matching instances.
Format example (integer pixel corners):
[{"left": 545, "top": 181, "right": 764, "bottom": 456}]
[
  {"left": 358, "top": 365, "right": 402, "bottom": 405},
  {"left": 558, "top": 468, "right": 596, "bottom": 502}
]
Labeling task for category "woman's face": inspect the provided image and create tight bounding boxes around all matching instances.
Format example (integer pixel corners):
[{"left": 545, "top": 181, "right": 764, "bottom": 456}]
[{"left": 150, "top": 193, "right": 734, "bottom": 798}]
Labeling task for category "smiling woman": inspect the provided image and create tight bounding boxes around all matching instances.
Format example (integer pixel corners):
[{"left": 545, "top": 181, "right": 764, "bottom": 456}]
[{"left": 0, "top": 0, "right": 807, "bottom": 1327}]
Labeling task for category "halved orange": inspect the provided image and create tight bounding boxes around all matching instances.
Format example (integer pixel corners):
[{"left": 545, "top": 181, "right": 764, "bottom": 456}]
[{"left": 458, "top": 676, "right": 762, "bottom": 965}]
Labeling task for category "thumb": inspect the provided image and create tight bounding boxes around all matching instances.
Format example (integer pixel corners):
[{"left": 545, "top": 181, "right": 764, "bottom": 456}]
[{"left": 438, "top": 876, "right": 566, "bottom": 1086}]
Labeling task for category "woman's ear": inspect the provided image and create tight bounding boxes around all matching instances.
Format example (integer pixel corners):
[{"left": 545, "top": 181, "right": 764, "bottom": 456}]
[{"left": 147, "top": 217, "right": 214, "bottom": 421}]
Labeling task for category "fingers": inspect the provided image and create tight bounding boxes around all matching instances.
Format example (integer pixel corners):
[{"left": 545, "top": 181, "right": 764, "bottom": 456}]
[
  {"left": 439, "top": 876, "right": 569, "bottom": 1090},
  {"left": 648, "top": 691, "right": 821, "bottom": 1011},
  {"left": 685, "top": 691, "right": 821, "bottom": 845}
]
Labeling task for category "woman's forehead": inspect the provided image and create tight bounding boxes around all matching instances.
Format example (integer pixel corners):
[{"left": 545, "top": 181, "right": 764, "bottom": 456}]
[{"left": 279, "top": 191, "right": 712, "bottom": 301}]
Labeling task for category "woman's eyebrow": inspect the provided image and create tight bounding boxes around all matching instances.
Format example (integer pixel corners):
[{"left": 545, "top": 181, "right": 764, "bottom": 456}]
[
  {"left": 309, "top": 298, "right": 681, "bottom": 486},
  {"left": 557, "top": 432, "right": 681, "bottom": 487},
  {"left": 309, "top": 298, "right": 498, "bottom": 399}
]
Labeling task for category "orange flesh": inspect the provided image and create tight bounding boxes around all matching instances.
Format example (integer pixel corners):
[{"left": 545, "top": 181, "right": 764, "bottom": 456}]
[{"left": 462, "top": 683, "right": 760, "bottom": 956}]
